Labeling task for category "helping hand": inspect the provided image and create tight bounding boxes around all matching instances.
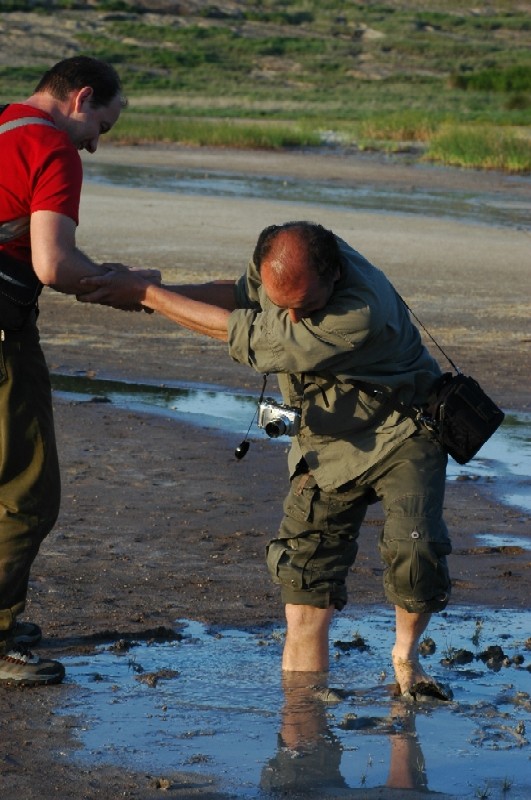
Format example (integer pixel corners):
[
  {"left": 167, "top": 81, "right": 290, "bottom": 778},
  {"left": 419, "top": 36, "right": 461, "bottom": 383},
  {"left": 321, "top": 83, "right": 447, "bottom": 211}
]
[
  {"left": 77, "top": 268, "right": 155, "bottom": 312},
  {"left": 100, "top": 263, "right": 162, "bottom": 284}
]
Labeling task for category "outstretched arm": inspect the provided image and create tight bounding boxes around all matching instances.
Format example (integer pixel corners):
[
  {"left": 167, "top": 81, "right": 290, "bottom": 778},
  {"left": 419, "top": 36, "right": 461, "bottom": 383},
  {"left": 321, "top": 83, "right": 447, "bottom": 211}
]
[
  {"left": 31, "top": 210, "right": 160, "bottom": 310},
  {"left": 164, "top": 280, "right": 238, "bottom": 311},
  {"left": 78, "top": 272, "right": 235, "bottom": 342}
]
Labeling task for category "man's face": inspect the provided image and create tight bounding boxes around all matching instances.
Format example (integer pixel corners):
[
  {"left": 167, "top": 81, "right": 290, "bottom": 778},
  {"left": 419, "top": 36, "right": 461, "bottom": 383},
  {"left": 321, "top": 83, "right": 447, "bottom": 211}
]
[{"left": 64, "top": 88, "right": 122, "bottom": 153}]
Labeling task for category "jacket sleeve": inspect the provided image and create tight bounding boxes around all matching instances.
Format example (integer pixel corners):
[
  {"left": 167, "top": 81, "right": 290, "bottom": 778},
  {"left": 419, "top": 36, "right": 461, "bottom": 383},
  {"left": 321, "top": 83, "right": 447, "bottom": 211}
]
[{"left": 227, "top": 291, "right": 373, "bottom": 373}]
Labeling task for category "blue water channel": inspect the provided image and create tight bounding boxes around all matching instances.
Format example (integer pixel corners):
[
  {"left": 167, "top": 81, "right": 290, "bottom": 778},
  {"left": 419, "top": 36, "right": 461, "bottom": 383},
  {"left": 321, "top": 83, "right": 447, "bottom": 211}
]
[
  {"left": 61, "top": 606, "right": 531, "bottom": 799},
  {"left": 84, "top": 161, "right": 531, "bottom": 230},
  {"left": 51, "top": 373, "right": 531, "bottom": 517}
]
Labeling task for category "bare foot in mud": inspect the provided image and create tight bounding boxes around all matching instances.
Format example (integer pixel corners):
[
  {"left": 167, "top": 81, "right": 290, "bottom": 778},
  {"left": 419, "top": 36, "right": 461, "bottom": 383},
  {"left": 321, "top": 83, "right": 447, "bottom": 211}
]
[{"left": 392, "top": 653, "right": 452, "bottom": 702}]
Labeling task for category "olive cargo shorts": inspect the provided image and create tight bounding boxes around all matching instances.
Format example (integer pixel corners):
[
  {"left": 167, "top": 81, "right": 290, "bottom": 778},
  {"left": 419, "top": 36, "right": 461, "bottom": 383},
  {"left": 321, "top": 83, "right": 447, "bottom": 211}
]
[
  {"left": 266, "top": 431, "right": 451, "bottom": 614},
  {"left": 0, "top": 321, "right": 61, "bottom": 632}
]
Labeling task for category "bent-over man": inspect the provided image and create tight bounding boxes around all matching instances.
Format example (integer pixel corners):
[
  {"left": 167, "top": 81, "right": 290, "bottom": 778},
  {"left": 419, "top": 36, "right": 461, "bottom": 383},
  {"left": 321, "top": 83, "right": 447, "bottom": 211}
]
[{"left": 79, "top": 221, "right": 452, "bottom": 700}]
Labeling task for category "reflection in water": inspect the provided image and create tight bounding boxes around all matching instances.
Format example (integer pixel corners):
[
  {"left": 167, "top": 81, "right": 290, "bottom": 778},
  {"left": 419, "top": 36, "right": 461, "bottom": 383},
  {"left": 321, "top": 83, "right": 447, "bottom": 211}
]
[
  {"left": 60, "top": 608, "right": 531, "bottom": 798},
  {"left": 262, "top": 673, "right": 429, "bottom": 795},
  {"left": 261, "top": 673, "right": 349, "bottom": 793}
]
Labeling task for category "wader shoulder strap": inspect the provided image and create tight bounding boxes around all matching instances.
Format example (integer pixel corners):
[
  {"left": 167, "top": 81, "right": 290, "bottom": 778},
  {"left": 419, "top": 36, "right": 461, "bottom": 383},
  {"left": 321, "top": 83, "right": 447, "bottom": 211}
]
[
  {"left": 0, "top": 109, "right": 57, "bottom": 243},
  {"left": 0, "top": 116, "right": 56, "bottom": 136}
]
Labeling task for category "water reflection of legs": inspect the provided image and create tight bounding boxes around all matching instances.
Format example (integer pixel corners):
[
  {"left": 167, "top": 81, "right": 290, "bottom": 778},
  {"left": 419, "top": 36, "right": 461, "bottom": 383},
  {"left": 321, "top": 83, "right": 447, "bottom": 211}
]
[
  {"left": 260, "top": 671, "right": 348, "bottom": 793},
  {"left": 386, "top": 703, "right": 428, "bottom": 791},
  {"left": 261, "top": 672, "right": 430, "bottom": 795}
]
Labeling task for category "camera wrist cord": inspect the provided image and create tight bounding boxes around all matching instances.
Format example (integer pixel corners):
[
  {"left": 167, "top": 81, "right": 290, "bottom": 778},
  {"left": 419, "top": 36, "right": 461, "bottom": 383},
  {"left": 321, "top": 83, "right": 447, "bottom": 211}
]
[{"left": 234, "top": 373, "right": 269, "bottom": 460}]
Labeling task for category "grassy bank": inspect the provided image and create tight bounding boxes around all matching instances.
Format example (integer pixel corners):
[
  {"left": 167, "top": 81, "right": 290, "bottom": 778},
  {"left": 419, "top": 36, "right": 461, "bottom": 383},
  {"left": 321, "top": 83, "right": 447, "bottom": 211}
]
[{"left": 1, "top": 1, "right": 530, "bottom": 172}]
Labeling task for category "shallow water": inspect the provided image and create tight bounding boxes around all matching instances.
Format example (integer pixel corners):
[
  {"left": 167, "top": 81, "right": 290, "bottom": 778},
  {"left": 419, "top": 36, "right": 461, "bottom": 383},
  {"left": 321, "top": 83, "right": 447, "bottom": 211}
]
[
  {"left": 60, "top": 606, "right": 531, "bottom": 799},
  {"left": 52, "top": 373, "right": 531, "bottom": 516},
  {"left": 84, "top": 161, "right": 531, "bottom": 230},
  {"left": 52, "top": 384, "right": 530, "bottom": 797}
]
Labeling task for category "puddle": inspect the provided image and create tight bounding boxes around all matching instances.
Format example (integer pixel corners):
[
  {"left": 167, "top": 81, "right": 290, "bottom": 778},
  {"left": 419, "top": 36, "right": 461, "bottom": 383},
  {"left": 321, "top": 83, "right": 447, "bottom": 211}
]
[
  {"left": 475, "top": 534, "right": 531, "bottom": 552},
  {"left": 447, "top": 412, "right": 531, "bottom": 514},
  {"left": 51, "top": 373, "right": 257, "bottom": 436},
  {"left": 52, "top": 373, "right": 531, "bottom": 516},
  {"left": 84, "top": 161, "right": 531, "bottom": 230},
  {"left": 60, "top": 607, "right": 531, "bottom": 798}
]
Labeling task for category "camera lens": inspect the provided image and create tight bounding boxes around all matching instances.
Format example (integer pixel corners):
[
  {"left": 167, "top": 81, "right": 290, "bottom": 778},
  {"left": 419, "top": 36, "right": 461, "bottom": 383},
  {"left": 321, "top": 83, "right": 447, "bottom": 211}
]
[{"left": 265, "top": 418, "right": 287, "bottom": 438}]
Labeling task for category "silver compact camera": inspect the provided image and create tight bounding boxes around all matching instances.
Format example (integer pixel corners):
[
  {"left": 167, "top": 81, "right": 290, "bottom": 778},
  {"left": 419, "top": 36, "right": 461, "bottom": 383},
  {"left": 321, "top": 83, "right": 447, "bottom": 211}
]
[{"left": 257, "top": 398, "right": 301, "bottom": 438}]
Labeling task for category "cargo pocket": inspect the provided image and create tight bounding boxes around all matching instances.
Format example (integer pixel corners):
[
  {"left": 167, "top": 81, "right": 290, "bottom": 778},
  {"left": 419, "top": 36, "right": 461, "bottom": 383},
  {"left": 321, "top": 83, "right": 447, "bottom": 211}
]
[
  {"left": 266, "top": 472, "right": 322, "bottom": 589},
  {"left": 283, "top": 472, "right": 318, "bottom": 524},
  {"left": 266, "top": 531, "right": 322, "bottom": 590},
  {"left": 380, "top": 527, "right": 452, "bottom": 612}
]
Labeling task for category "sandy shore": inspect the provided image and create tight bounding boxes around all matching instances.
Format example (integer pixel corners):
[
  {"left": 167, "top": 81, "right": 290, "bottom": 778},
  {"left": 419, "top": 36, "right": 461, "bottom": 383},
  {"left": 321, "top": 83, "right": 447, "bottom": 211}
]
[{"left": 1, "top": 145, "right": 530, "bottom": 800}]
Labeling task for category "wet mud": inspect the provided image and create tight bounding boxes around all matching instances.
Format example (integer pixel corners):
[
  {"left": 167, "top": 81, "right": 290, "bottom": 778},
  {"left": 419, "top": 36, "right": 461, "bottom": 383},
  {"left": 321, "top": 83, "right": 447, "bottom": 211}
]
[{"left": 1, "top": 144, "right": 530, "bottom": 799}]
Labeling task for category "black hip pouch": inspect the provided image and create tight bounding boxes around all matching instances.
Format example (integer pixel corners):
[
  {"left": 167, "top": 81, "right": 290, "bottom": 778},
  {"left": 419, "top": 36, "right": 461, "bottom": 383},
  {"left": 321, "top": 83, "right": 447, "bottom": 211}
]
[
  {"left": 0, "top": 251, "right": 42, "bottom": 330},
  {"left": 430, "top": 372, "right": 505, "bottom": 465}
]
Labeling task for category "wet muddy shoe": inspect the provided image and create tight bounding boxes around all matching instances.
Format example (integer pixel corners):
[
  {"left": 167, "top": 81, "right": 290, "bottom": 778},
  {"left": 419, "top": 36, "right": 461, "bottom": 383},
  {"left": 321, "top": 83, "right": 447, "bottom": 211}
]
[
  {"left": 0, "top": 645, "right": 65, "bottom": 687},
  {"left": 8, "top": 621, "right": 43, "bottom": 647},
  {"left": 401, "top": 679, "right": 453, "bottom": 703}
]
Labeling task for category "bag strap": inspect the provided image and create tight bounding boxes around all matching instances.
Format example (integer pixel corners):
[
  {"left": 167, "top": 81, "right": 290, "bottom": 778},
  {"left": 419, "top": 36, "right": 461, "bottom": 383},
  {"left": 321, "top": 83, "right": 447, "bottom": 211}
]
[{"left": 395, "top": 290, "right": 461, "bottom": 375}]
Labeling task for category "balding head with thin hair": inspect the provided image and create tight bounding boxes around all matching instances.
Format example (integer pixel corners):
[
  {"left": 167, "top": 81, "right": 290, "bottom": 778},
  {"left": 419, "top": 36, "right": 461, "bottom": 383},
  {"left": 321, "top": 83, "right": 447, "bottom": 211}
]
[
  {"left": 255, "top": 222, "right": 342, "bottom": 323},
  {"left": 253, "top": 221, "right": 342, "bottom": 282}
]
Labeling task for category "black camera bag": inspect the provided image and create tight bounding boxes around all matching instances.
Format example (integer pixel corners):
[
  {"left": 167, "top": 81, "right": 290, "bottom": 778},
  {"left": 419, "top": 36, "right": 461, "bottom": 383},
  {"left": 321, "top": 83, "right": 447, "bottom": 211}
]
[
  {"left": 427, "top": 372, "right": 505, "bottom": 464},
  {"left": 394, "top": 292, "right": 505, "bottom": 464}
]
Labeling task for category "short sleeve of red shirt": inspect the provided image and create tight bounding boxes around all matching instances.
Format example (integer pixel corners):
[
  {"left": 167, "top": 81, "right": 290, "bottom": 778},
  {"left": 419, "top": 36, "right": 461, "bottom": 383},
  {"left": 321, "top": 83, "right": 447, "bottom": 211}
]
[
  {"left": 30, "top": 135, "right": 82, "bottom": 223},
  {"left": 0, "top": 105, "right": 82, "bottom": 227}
]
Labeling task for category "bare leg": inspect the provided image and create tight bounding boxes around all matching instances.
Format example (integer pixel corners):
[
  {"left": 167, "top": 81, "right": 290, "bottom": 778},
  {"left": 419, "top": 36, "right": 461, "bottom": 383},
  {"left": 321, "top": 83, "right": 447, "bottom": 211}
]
[
  {"left": 282, "top": 604, "right": 334, "bottom": 672},
  {"left": 392, "top": 605, "right": 450, "bottom": 700}
]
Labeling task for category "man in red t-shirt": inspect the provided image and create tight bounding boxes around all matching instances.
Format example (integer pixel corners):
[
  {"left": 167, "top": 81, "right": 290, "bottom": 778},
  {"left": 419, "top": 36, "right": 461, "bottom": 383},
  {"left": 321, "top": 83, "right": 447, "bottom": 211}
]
[{"left": 0, "top": 56, "right": 144, "bottom": 687}]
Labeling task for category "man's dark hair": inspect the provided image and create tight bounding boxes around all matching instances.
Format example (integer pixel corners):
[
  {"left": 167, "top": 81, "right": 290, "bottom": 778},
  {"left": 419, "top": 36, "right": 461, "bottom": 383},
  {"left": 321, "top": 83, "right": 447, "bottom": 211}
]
[
  {"left": 253, "top": 221, "right": 342, "bottom": 282},
  {"left": 34, "top": 56, "right": 126, "bottom": 109}
]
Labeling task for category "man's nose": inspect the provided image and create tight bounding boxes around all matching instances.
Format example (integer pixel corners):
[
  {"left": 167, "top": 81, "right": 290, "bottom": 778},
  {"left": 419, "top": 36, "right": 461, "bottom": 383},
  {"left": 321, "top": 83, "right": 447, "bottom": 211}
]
[
  {"left": 85, "top": 134, "right": 100, "bottom": 154},
  {"left": 288, "top": 308, "right": 302, "bottom": 323}
]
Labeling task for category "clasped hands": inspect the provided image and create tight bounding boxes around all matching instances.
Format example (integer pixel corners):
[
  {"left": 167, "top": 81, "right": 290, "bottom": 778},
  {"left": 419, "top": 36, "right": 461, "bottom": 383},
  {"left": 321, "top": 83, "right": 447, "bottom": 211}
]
[{"left": 77, "top": 263, "right": 160, "bottom": 313}]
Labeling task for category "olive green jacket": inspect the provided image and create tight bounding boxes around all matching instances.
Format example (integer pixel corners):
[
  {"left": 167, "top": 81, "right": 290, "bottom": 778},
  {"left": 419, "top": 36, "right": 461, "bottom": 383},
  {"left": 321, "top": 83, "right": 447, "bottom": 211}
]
[{"left": 227, "top": 237, "right": 442, "bottom": 490}]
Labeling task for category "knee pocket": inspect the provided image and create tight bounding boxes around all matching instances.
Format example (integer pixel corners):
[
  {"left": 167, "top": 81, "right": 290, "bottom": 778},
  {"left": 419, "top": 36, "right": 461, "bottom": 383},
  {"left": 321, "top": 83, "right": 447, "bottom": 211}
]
[
  {"left": 266, "top": 531, "right": 359, "bottom": 593},
  {"left": 380, "top": 529, "right": 451, "bottom": 609},
  {"left": 266, "top": 532, "right": 322, "bottom": 591},
  {"left": 269, "top": 474, "right": 361, "bottom": 597}
]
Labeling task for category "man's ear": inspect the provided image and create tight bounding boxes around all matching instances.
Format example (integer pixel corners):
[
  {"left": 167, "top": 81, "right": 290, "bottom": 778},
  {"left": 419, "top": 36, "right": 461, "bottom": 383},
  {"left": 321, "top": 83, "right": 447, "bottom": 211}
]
[{"left": 75, "top": 86, "right": 94, "bottom": 112}]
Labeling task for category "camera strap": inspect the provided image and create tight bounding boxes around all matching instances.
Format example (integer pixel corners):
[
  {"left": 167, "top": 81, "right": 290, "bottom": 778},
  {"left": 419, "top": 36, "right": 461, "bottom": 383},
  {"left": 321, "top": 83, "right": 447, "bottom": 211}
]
[{"left": 234, "top": 373, "right": 269, "bottom": 460}]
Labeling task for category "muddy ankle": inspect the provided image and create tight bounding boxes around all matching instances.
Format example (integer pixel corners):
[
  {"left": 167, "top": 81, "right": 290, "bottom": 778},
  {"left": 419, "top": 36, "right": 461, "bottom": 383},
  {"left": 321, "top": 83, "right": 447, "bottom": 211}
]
[
  {"left": 392, "top": 653, "right": 428, "bottom": 693},
  {"left": 392, "top": 652, "right": 452, "bottom": 702}
]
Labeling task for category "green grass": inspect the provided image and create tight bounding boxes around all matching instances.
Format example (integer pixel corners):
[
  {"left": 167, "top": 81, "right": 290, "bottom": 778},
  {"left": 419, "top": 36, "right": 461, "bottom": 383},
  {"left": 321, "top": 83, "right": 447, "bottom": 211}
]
[
  {"left": 426, "top": 124, "right": 531, "bottom": 172},
  {"left": 1, "top": 1, "right": 530, "bottom": 172},
  {"left": 107, "top": 116, "right": 321, "bottom": 148}
]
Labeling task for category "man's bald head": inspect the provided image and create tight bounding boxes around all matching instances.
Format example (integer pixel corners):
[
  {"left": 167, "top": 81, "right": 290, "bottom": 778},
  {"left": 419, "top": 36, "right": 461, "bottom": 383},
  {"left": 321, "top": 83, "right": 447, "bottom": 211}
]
[
  {"left": 253, "top": 222, "right": 342, "bottom": 323},
  {"left": 253, "top": 221, "right": 342, "bottom": 284}
]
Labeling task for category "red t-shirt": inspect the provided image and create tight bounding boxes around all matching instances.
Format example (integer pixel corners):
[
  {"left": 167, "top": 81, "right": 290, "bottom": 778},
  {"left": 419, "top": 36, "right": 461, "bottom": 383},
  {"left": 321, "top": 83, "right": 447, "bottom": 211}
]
[{"left": 0, "top": 103, "right": 82, "bottom": 265}]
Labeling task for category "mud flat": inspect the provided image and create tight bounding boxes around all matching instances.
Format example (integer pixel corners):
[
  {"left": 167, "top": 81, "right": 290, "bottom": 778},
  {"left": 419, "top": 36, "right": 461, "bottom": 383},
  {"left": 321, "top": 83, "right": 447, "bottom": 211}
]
[{"left": 1, "top": 145, "right": 529, "bottom": 799}]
